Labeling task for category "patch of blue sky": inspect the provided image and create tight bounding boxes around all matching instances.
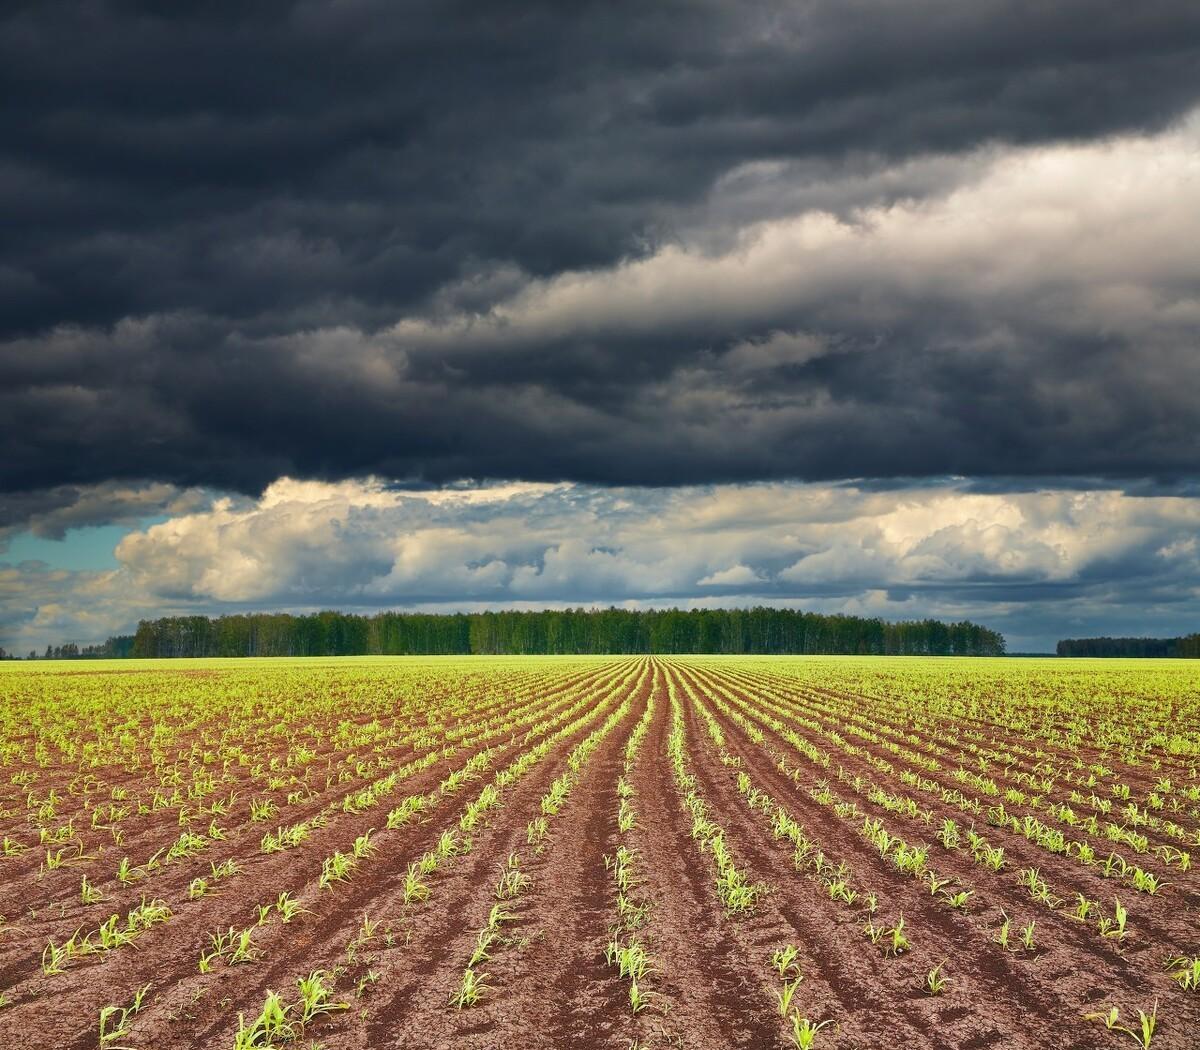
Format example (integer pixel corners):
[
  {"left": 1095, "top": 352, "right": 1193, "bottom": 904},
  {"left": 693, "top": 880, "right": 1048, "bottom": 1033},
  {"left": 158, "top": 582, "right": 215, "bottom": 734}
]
[{"left": 2, "top": 518, "right": 168, "bottom": 570}]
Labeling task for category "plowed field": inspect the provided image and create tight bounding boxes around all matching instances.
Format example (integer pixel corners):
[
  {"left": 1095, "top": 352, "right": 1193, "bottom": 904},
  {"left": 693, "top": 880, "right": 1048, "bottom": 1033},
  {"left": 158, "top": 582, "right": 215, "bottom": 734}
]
[{"left": 1, "top": 656, "right": 1197, "bottom": 1049}]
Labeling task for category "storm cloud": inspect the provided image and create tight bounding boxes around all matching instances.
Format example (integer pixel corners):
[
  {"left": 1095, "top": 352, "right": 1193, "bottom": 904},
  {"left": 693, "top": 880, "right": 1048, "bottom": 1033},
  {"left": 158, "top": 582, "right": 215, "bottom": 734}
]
[
  {"left": 4, "top": 3, "right": 1200, "bottom": 651},
  {"left": 4, "top": 1, "right": 1200, "bottom": 496}
]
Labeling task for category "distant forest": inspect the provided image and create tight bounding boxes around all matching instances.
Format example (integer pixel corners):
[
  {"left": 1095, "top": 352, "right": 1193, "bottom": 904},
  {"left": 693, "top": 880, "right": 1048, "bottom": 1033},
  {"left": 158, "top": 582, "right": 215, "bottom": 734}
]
[
  {"left": 1056, "top": 635, "right": 1200, "bottom": 658},
  {"left": 59, "top": 607, "right": 1014, "bottom": 658}
]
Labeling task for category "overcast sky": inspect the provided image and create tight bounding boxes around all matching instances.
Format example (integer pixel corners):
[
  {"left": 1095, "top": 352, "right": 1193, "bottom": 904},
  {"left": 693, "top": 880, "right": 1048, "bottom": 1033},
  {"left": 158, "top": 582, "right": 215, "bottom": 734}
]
[{"left": 3, "top": 2, "right": 1200, "bottom": 653}]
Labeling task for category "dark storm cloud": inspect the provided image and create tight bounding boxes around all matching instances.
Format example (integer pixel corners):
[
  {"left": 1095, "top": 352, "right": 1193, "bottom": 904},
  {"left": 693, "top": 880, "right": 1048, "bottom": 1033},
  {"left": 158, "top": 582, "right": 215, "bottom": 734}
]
[
  {"left": 3, "top": 0, "right": 1200, "bottom": 505},
  {"left": 0, "top": 481, "right": 212, "bottom": 551}
]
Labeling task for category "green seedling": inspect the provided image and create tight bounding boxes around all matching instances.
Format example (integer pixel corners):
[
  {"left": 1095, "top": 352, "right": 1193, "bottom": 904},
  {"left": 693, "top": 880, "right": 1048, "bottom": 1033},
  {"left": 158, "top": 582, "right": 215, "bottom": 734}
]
[
  {"left": 629, "top": 978, "right": 648, "bottom": 1014},
  {"left": 776, "top": 974, "right": 803, "bottom": 1016},
  {"left": 449, "top": 967, "right": 488, "bottom": 1009},
  {"left": 790, "top": 1014, "right": 834, "bottom": 1049},
  {"left": 81, "top": 874, "right": 105, "bottom": 905},
  {"left": 1085, "top": 1002, "right": 1157, "bottom": 1049},
  {"left": 772, "top": 944, "right": 801, "bottom": 978},
  {"left": 233, "top": 991, "right": 295, "bottom": 1050},
  {"left": 275, "top": 892, "right": 307, "bottom": 923},
  {"left": 884, "top": 916, "right": 909, "bottom": 957},
  {"left": 295, "top": 969, "right": 349, "bottom": 1025},
  {"left": 995, "top": 912, "right": 1011, "bottom": 950},
  {"left": 925, "top": 961, "right": 948, "bottom": 995},
  {"left": 1165, "top": 955, "right": 1200, "bottom": 992},
  {"left": 98, "top": 983, "right": 150, "bottom": 1048},
  {"left": 1099, "top": 898, "right": 1128, "bottom": 940}
]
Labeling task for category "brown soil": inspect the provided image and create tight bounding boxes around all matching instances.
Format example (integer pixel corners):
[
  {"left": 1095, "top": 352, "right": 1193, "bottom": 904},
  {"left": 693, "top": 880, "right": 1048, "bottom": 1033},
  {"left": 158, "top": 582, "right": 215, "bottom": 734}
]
[{"left": 0, "top": 657, "right": 1196, "bottom": 1050}]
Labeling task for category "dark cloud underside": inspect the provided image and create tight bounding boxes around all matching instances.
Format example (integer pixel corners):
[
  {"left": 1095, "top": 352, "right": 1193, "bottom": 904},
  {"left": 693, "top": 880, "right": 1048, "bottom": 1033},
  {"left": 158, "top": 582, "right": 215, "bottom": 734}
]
[{"left": 3, "top": 1, "right": 1200, "bottom": 499}]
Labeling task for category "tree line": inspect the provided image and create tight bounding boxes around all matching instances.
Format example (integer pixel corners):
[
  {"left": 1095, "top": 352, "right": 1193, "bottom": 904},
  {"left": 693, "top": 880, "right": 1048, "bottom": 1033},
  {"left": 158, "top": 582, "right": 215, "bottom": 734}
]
[
  {"left": 19, "top": 637, "right": 136, "bottom": 660},
  {"left": 116, "top": 607, "right": 1006, "bottom": 658},
  {"left": 1056, "top": 634, "right": 1200, "bottom": 658}
]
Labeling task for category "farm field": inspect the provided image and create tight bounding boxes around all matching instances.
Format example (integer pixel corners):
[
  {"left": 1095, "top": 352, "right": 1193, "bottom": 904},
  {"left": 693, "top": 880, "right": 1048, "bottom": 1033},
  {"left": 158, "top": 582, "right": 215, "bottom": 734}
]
[{"left": 0, "top": 656, "right": 1198, "bottom": 1050}]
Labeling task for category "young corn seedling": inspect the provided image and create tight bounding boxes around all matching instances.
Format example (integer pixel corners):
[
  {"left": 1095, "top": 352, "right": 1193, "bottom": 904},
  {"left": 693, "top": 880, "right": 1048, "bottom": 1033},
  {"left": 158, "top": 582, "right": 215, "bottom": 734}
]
[
  {"left": 126, "top": 897, "right": 171, "bottom": 933},
  {"left": 228, "top": 926, "right": 261, "bottom": 964},
  {"left": 790, "top": 1014, "right": 834, "bottom": 1050},
  {"left": 1099, "top": 899, "right": 1129, "bottom": 940},
  {"left": 1019, "top": 920, "right": 1037, "bottom": 952},
  {"left": 81, "top": 874, "right": 105, "bottom": 905},
  {"left": 1130, "top": 868, "right": 1161, "bottom": 895},
  {"left": 385, "top": 794, "right": 428, "bottom": 829},
  {"left": 295, "top": 969, "right": 349, "bottom": 1025},
  {"left": 435, "top": 830, "right": 463, "bottom": 859},
  {"left": 1085, "top": 1002, "right": 1157, "bottom": 1049},
  {"left": 354, "top": 914, "right": 379, "bottom": 945},
  {"left": 618, "top": 796, "right": 636, "bottom": 833},
  {"left": 42, "top": 931, "right": 81, "bottom": 974},
  {"left": 772, "top": 945, "right": 801, "bottom": 978},
  {"left": 403, "top": 864, "right": 431, "bottom": 905},
  {"left": 1165, "top": 956, "right": 1200, "bottom": 992},
  {"left": 486, "top": 903, "right": 515, "bottom": 931},
  {"left": 233, "top": 991, "right": 295, "bottom": 1050},
  {"left": 526, "top": 817, "right": 549, "bottom": 850},
  {"left": 826, "top": 879, "right": 858, "bottom": 906},
  {"left": 616, "top": 893, "right": 649, "bottom": 931},
  {"left": 884, "top": 916, "right": 909, "bottom": 957},
  {"left": 610, "top": 939, "right": 652, "bottom": 981},
  {"left": 776, "top": 974, "right": 804, "bottom": 1016},
  {"left": 495, "top": 854, "right": 530, "bottom": 899},
  {"left": 1103, "top": 853, "right": 1130, "bottom": 879},
  {"left": 249, "top": 798, "right": 277, "bottom": 822},
  {"left": 1017, "top": 868, "right": 1061, "bottom": 909},
  {"left": 1070, "top": 893, "right": 1096, "bottom": 922},
  {"left": 925, "top": 961, "right": 947, "bottom": 995},
  {"left": 938, "top": 819, "right": 960, "bottom": 849},
  {"left": 319, "top": 851, "right": 355, "bottom": 890},
  {"left": 275, "top": 892, "right": 307, "bottom": 923},
  {"left": 629, "top": 978, "right": 648, "bottom": 1014},
  {"left": 994, "top": 912, "right": 1011, "bottom": 950},
  {"left": 95, "top": 914, "right": 134, "bottom": 951},
  {"left": 449, "top": 967, "right": 488, "bottom": 1008},
  {"left": 926, "top": 872, "right": 952, "bottom": 896},
  {"left": 982, "top": 845, "right": 1005, "bottom": 872},
  {"left": 211, "top": 858, "right": 240, "bottom": 880},
  {"left": 98, "top": 983, "right": 150, "bottom": 1048},
  {"left": 469, "top": 928, "right": 498, "bottom": 968}
]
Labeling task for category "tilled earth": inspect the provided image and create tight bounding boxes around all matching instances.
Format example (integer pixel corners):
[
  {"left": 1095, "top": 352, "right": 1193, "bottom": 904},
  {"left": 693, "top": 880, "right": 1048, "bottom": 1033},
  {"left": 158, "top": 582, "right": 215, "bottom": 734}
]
[{"left": 0, "top": 656, "right": 1197, "bottom": 1049}]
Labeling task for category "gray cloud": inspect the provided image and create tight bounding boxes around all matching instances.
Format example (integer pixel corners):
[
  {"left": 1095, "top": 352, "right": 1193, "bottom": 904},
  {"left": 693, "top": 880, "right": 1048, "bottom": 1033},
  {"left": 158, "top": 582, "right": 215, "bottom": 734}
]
[
  {"left": 0, "top": 480, "right": 212, "bottom": 552},
  {"left": 4, "top": 118, "right": 1200, "bottom": 497},
  {"left": 3, "top": 2, "right": 1200, "bottom": 500}
]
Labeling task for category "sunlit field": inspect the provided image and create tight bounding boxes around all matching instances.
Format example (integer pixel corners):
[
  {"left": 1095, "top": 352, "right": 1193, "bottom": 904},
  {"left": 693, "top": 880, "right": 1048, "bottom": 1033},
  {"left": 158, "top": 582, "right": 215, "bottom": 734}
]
[{"left": 1, "top": 656, "right": 1197, "bottom": 1049}]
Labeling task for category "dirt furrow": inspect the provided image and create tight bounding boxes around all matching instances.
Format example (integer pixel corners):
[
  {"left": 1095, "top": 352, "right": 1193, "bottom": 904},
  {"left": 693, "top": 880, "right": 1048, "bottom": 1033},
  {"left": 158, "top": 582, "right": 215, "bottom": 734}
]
[
  {"left": 0, "top": 661, "right": 639, "bottom": 1050},
  {"left": 691, "top": 664, "right": 1200, "bottom": 1050}
]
